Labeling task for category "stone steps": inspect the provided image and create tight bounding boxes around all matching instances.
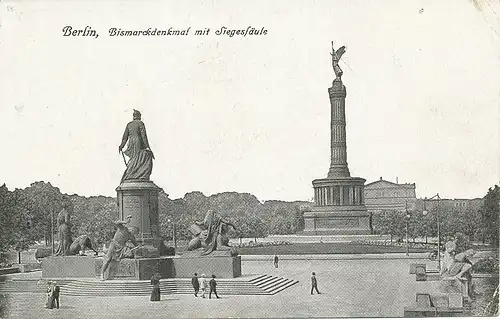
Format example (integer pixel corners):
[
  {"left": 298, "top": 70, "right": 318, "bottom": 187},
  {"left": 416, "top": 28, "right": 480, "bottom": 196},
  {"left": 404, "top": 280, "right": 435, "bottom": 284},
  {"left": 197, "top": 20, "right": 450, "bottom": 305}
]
[
  {"left": 0, "top": 275, "right": 298, "bottom": 296},
  {"left": 249, "top": 275, "right": 299, "bottom": 294}
]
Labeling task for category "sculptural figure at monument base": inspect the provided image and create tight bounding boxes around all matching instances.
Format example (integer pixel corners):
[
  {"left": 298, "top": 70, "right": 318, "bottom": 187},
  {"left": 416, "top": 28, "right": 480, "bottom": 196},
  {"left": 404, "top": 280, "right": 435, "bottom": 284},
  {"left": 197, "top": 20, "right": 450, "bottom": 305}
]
[
  {"left": 68, "top": 235, "right": 98, "bottom": 256},
  {"left": 101, "top": 216, "right": 139, "bottom": 280},
  {"left": 54, "top": 208, "right": 72, "bottom": 256},
  {"left": 187, "top": 210, "right": 238, "bottom": 256}
]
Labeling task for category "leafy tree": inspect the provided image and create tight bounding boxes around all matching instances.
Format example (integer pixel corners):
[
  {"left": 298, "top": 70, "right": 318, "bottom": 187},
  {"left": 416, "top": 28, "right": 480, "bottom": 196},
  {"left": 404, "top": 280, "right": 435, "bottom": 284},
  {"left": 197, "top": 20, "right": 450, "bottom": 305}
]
[
  {"left": 0, "top": 184, "right": 19, "bottom": 255},
  {"left": 16, "top": 182, "right": 72, "bottom": 245},
  {"left": 70, "top": 195, "right": 117, "bottom": 247},
  {"left": 372, "top": 210, "right": 405, "bottom": 242},
  {"left": 479, "top": 185, "right": 499, "bottom": 247}
]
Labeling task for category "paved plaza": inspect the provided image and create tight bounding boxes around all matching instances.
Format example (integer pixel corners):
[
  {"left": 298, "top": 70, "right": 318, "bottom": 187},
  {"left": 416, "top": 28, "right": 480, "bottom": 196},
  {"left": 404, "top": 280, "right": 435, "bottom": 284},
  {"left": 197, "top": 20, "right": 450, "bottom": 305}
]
[{"left": 0, "top": 256, "right": 432, "bottom": 318}]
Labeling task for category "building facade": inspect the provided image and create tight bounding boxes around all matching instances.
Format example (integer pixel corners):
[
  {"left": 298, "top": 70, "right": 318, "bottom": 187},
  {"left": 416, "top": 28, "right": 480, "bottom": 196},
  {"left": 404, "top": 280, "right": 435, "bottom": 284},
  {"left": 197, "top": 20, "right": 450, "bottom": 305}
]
[
  {"left": 414, "top": 197, "right": 483, "bottom": 213},
  {"left": 364, "top": 177, "right": 417, "bottom": 213},
  {"left": 364, "top": 177, "right": 484, "bottom": 214}
]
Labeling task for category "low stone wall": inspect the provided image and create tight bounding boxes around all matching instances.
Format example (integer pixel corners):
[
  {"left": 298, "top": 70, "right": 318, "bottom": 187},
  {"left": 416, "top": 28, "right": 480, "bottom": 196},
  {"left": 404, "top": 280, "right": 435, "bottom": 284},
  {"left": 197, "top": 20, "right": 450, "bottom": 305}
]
[
  {"left": 265, "top": 234, "right": 391, "bottom": 243},
  {"left": 0, "top": 267, "right": 20, "bottom": 275},
  {"left": 15, "top": 262, "right": 41, "bottom": 273}
]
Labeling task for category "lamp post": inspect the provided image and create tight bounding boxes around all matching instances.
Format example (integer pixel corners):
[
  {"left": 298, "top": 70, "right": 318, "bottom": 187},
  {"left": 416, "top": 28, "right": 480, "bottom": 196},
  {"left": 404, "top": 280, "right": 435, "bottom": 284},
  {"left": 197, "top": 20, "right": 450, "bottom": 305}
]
[
  {"left": 51, "top": 210, "right": 55, "bottom": 255},
  {"left": 422, "top": 193, "right": 441, "bottom": 271},
  {"left": 167, "top": 218, "right": 177, "bottom": 249},
  {"left": 405, "top": 201, "right": 410, "bottom": 256}
]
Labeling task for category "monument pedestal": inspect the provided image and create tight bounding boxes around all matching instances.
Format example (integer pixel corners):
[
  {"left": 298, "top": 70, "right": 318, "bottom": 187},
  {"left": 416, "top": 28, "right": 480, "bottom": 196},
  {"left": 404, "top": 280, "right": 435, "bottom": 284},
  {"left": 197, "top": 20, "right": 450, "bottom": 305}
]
[
  {"left": 95, "top": 257, "right": 175, "bottom": 280},
  {"left": 42, "top": 256, "right": 96, "bottom": 278},
  {"left": 116, "top": 180, "right": 162, "bottom": 246},
  {"left": 42, "top": 256, "right": 176, "bottom": 280},
  {"left": 173, "top": 255, "right": 241, "bottom": 278},
  {"left": 42, "top": 255, "right": 241, "bottom": 280}
]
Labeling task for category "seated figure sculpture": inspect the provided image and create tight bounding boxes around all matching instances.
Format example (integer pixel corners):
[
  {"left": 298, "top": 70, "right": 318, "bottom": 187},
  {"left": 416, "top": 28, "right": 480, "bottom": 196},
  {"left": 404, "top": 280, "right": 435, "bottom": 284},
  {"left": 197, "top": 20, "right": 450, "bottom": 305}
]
[
  {"left": 101, "top": 215, "right": 139, "bottom": 280},
  {"left": 440, "top": 240, "right": 477, "bottom": 298},
  {"left": 187, "top": 210, "right": 238, "bottom": 256},
  {"left": 441, "top": 241, "right": 476, "bottom": 279}
]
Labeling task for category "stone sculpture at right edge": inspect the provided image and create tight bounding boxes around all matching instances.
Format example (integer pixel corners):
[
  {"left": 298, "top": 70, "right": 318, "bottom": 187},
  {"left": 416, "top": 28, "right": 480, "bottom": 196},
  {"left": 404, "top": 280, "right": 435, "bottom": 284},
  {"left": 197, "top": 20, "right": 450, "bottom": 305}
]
[{"left": 302, "top": 43, "right": 371, "bottom": 235}]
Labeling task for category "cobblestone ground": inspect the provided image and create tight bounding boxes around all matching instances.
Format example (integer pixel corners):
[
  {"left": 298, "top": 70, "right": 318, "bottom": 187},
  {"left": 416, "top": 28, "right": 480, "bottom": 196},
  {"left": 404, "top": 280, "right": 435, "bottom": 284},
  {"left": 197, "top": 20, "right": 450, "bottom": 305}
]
[{"left": 1, "top": 257, "right": 431, "bottom": 318}]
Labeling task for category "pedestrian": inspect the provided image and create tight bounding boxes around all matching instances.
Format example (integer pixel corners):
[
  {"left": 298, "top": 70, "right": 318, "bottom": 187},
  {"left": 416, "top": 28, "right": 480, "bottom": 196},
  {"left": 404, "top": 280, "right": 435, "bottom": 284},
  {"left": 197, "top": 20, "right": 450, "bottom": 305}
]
[
  {"left": 273, "top": 255, "right": 279, "bottom": 268},
  {"left": 150, "top": 273, "right": 161, "bottom": 301},
  {"left": 191, "top": 273, "right": 200, "bottom": 297},
  {"left": 52, "top": 281, "right": 60, "bottom": 309},
  {"left": 44, "top": 281, "right": 54, "bottom": 309},
  {"left": 199, "top": 274, "right": 207, "bottom": 298},
  {"left": 311, "top": 272, "right": 320, "bottom": 295},
  {"left": 209, "top": 275, "right": 220, "bottom": 299}
]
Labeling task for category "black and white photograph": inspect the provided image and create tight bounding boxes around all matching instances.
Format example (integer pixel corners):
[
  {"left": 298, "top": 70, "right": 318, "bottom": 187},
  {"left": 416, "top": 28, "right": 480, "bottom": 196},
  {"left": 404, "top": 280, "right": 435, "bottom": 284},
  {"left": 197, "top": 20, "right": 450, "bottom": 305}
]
[{"left": 0, "top": 0, "right": 499, "bottom": 318}]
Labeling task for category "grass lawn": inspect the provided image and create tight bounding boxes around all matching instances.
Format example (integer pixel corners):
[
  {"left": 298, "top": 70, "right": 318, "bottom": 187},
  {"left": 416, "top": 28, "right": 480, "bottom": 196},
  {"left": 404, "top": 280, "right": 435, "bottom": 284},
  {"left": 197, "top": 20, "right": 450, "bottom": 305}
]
[
  {"left": 469, "top": 277, "right": 499, "bottom": 316},
  {"left": 237, "top": 242, "right": 431, "bottom": 255}
]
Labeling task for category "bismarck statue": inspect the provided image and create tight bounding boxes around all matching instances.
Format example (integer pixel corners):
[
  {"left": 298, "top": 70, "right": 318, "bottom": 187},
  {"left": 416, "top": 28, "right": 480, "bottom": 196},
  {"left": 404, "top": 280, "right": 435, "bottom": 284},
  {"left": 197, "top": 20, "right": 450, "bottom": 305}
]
[
  {"left": 187, "top": 210, "right": 238, "bottom": 257},
  {"left": 115, "top": 110, "right": 174, "bottom": 263},
  {"left": 119, "top": 109, "right": 155, "bottom": 182}
]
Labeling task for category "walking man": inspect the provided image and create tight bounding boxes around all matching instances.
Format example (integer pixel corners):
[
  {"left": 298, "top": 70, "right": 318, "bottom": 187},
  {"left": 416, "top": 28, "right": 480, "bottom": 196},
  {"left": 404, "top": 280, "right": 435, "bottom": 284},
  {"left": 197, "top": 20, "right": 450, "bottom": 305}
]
[
  {"left": 273, "top": 255, "right": 279, "bottom": 268},
  {"left": 199, "top": 274, "right": 207, "bottom": 298},
  {"left": 52, "top": 282, "right": 60, "bottom": 309},
  {"left": 191, "top": 273, "right": 200, "bottom": 297},
  {"left": 209, "top": 275, "right": 220, "bottom": 299},
  {"left": 311, "top": 272, "right": 320, "bottom": 295}
]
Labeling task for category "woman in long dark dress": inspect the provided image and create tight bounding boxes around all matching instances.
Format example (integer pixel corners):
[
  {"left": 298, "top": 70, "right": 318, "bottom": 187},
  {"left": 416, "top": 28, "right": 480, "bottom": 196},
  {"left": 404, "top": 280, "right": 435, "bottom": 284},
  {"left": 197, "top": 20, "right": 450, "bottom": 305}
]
[{"left": 150, "top": 273, "right": 161, "bottom": 301}]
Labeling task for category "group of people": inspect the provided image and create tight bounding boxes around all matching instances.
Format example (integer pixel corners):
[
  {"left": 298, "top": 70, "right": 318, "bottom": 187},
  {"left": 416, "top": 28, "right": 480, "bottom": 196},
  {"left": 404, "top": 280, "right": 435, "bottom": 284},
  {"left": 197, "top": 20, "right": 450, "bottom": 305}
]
[
  {"left": 44, "top": 281, "right": 60, "bottom": 309},
  {"left": 191, "top": 273, "right": 220, "bottom": 299},
  {"left": 149, "top": 272, "right": 220, "bottom": 301}
]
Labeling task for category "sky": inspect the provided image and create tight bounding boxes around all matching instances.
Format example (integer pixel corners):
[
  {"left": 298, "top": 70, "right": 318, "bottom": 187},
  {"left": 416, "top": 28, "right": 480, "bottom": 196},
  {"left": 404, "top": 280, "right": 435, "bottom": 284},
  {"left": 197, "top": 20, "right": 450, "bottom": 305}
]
[{"left": 0, "top": 0, "right": 499, "bottom": 202}]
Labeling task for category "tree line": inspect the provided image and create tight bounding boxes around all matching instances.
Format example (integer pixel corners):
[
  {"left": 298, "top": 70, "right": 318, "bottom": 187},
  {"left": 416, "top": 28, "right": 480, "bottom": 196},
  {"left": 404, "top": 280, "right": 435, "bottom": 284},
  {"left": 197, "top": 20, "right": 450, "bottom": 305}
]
[
  {"left": 0, "top": 182, "right": 307, "bottom": 258},
  {"left": 1, "top": 181, "right": 497, "bottom": 262},
  {"left": 371, "top": 185, "right": 499, "bottom": 247}
]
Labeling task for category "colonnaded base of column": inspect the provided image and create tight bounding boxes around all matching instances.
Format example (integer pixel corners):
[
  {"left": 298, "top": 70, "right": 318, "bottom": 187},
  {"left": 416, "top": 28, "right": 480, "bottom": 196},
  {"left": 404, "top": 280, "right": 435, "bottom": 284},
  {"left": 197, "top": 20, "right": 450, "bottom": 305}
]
[
  {"left": 302, "top": 177, "right": 372, "bottom": 235},
  {"left": 302, "top": 208, "right": 371, "bottom": 235}
]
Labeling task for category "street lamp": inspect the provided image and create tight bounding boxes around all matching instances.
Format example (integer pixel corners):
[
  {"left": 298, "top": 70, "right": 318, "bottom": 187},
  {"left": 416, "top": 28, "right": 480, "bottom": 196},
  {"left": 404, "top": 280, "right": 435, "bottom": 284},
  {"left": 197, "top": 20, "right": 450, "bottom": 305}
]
[
  {"left": 51, "top": 210, "right": 55, "bottom": 255},
  {"left": 422, "top": 193, "right": 441, "bottom": 271},
  {"left": 167, "top": 218, "right": 177, "bottom": 249},
  {"left": 405, "top": 201, "right": 410, "bottom": 257}
]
